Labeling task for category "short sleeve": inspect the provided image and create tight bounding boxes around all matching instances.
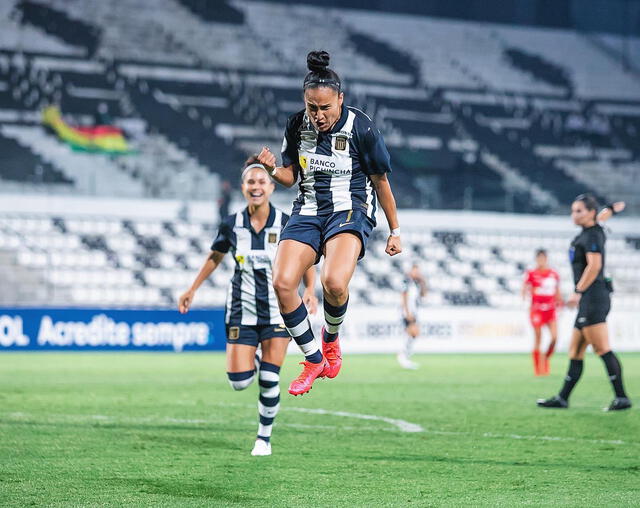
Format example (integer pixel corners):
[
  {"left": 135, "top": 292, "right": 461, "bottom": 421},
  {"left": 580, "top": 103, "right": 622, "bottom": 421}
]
[
  {"left": 281, "top": 116, "right": 299, "bottom": 168},
  {"left": 585, "top": 229, "right": 604, "bottom": 253},
  {"left": 361, "top": 125, "right": 392, "bottom": 175},
  {"left": 210, "top": 221, "right": 232, "bottom": 253},
  {"left": 524, "top": 270, "right": 533, "bottom": 284}
]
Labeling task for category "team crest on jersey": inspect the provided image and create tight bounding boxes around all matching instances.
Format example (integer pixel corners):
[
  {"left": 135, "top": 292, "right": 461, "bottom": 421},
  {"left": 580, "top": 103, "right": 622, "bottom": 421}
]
[
  {"left": 334, "top": 135, "right": 348, "bottom": 151},
  {"left": 235, "top": 255, "right": 245, "bottom": 265},
  {"left": 299, "top": 155, "right": 308, "bottom": 172},
  {"left": 228, "top": 327, "right": 239, "bottom": 340},
  {"left": 268, "top": 233, "right": 277, "bottom": 243}
]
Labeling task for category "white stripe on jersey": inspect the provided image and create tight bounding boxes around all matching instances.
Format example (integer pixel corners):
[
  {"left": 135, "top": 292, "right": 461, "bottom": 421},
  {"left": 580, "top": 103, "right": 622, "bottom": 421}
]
[
  {"left": 267, "top": 209, "right": 283, "bottom": 323},
  {"left": 225, "top": 212, "right": 245, "bottom": 324},
  {"left": 349, "top": 108, "right": 376, "bottom": 217},
  {"left": 330, "top": 110, "right": 356, "bottom": 213},
  {"left": 365, "top": 169, "right": 375, "bottom": 216},
  {"left": 299, "top": 127, "right": 319, "bottom": 216},
  {"left": 235, "top": 219, "right": 258, "bottom": 326}
]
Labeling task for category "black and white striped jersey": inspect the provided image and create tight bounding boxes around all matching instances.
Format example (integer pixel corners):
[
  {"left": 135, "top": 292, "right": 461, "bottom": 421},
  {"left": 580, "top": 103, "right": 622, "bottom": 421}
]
[
  {"left": 211, "top": 204, "right": 288, "bottom": 326},
  {"left": 280, "top": 105, "right": 392, "bottom": 224},
  {"left": 402, "top": 277, "right": 423, "bottom": 317}
]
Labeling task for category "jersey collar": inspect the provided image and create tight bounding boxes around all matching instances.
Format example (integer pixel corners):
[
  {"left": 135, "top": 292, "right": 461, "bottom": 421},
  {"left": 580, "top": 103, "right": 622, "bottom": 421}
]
[
  {"left": 329, "top": 104, "right": 348, "bottom": 134},
  {"left": 242, "top": 203, "right": 275, "bottom": 235}
]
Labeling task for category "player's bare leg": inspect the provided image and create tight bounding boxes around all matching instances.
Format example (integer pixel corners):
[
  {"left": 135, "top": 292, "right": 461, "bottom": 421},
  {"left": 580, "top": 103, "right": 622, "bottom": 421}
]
[
  {"left": 273, "top": 240, "right": 328, "bottom": 395},
  {"left": 273, "top": 240, "right": 317, "bottom": 313},
  {"left": 319, "top": 233, "right": 360, "bottom": 378},
  {"left": 399, "top": 321, "right": 420, "bottom": 370},
  {"left": 541, "top": 320, "right": 558, "bottom": 375},
  {"left": 532, "top": 326, "right": 543, "bottom": 376}
]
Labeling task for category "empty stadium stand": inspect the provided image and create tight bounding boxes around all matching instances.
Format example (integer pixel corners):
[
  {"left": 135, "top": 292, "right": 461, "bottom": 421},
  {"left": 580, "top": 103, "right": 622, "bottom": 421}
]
[
  {"left": 1, "top": 205, "right": 639, "bottom": 312},
  {"left": 0, "top": 0, "right": 638, "bottom": 214}
]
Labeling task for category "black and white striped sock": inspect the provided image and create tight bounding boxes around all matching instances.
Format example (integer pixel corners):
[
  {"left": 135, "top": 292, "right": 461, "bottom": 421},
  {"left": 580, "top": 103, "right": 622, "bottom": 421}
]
[
  {"left": 282, "top": 301, "right": 322, "bottom": 363},
  {"left": 323, "top": 298, "right": 348, "bottom": 343},
  {"left": 257, "top": 361, "right": 281, "bottom": 443}
]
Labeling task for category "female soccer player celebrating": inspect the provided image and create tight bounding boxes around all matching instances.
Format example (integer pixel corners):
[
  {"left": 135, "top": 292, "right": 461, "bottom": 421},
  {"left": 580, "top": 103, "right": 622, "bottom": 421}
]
[
  {"left": 257, "top": 50, "right": 402, "bottom": 396},
  {"left": 521, "top": 249, "right": 563, "bottom": 376},
  {"left": 178, "top": 158, "right": 318, "bottom": 455},
  {"left": 537, "top": 196, "right": 631, "bottom": 411}
]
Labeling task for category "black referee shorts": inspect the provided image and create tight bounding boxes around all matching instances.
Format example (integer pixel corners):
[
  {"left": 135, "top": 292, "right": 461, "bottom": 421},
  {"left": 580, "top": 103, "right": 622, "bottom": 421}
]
[{"left": 574, "top": 292, "right": 611, "bottom": 330}]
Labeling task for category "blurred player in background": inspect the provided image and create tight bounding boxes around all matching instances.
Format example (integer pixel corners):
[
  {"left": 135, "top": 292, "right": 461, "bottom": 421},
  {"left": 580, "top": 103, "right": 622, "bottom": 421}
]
[
  {"left": 178, "top": 158, "right": 318, "bottom": 455},
  {"left": 398, "top": 263, "right": 427, "bottom": 370},
  {"left": 257, "top": 50, "right": 402, "bottom": 396},
  {"left": 538, "top": 197, "right": 631, "bottom": 411},
  {"left": 521, "top": 249, "right": 563, "bottom": 376}
]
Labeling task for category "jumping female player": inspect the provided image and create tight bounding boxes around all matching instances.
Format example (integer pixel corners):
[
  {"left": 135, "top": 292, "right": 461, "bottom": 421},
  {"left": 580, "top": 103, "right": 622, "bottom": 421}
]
[
  {"left": 178, "top": 158, "right": 318, "bottom": 455},
  {"left": 521, "top": 249, "right": 563, "bottom": 376},
  {"left": 257, "top": 50, "right": 402, "bottom": 396},
  {"left": 537, "top": 196, "right": 631, "bottom": 411}
]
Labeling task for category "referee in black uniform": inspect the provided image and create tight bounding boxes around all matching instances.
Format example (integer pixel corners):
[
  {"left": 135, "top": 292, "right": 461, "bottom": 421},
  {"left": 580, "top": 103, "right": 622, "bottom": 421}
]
[{"left": 538, "top": 195, "right": 632, "bottom": 411}]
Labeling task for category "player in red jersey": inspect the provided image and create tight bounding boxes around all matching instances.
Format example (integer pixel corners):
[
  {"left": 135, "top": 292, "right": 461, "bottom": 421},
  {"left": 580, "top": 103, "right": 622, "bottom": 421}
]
[{"left": 522, "top": 249, "right": 563, "bottom": 376}]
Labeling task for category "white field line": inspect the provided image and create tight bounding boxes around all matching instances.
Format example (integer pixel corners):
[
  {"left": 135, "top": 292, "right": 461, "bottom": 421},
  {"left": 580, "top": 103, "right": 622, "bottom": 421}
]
[
  {"left": 2, "top": 410, "right": 634, "bottom": 446},
  {"left": 283, "top": 407, "right": 424, "bottom": 433}
]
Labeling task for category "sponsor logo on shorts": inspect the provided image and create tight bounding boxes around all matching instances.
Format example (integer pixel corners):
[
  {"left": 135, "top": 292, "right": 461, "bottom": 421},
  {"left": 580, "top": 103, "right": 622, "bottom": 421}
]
[
  {"left": 577, "top": 317, "right": 587, "bottom": 323},
  {"left": 228, "top": 326, "right": 240, "bottom": 340},
  {"left": 340, "top": 210, "right": 354, "bottom": 227}
]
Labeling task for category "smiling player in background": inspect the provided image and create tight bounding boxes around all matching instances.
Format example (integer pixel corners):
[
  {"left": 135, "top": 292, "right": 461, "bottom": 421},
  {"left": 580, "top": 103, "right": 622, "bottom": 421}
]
[{"left": 178, "top": 157, "right": 317, "bottom": 455}]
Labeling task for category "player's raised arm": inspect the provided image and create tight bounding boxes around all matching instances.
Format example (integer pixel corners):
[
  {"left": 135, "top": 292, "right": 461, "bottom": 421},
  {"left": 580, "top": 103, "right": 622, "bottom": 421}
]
[
  {"left": 257, "top": 147, "right": 297, "bottom": 188},
  {"left": 596, "top": 201, "right": 625, "bottom": 223}
]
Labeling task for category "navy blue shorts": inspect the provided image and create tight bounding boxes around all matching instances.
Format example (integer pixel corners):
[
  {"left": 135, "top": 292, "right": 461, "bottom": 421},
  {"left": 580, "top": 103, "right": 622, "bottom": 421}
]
[
  {"left": 225, "top": 324, "right": 290, "bottom": 346},
  {"left": 280, "top": 209, "right": 375, "bottom": 263}
]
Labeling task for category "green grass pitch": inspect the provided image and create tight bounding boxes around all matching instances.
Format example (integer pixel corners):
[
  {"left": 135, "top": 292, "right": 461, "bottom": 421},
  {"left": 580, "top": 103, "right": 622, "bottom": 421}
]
[{"left": 1, "top": 352, "right": 638, "bottom": 507}]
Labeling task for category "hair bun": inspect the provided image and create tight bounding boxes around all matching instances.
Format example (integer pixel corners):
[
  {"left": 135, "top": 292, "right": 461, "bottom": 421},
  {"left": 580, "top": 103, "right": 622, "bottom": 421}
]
[{"left": 307, "top": 51, "right": 330, "bottom": 73}]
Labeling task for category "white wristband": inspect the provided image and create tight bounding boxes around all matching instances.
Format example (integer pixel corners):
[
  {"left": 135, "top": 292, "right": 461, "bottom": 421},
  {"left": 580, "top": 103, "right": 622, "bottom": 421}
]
[
  {"left": 267, "top": 165, "right": 277, "bottom": 176},
  {"left": 390, "top": 227, "right": 401, "bottom": 237}
]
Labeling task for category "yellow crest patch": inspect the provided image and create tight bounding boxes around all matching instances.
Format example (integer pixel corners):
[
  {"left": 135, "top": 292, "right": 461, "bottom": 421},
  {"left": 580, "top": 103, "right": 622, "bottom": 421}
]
[
  {"left": 228, "top": 327, "right": 240, "bottom": 340},
  {"left": 235, "top": 255, "right": 245, "bottom": 265},
  {"left": 299, "top": 155, "right": 307, "bottom": 170}
]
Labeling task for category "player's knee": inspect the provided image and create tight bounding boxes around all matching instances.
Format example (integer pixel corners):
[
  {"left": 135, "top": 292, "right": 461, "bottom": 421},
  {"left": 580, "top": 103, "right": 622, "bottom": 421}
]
[
  {"left": 322, "top": 275, "right": 348, "bottom": 301},
  {"left": 273, "top": 273, "right": 296, "bottom": 299},
  {"left": 227, "top": 370, "right": 255, "bottom": 391}
]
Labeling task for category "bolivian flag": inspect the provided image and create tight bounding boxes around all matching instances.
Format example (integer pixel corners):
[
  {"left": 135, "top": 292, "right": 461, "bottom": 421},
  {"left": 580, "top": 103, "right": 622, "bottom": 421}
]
[{"left": 42, "top": 106, "right": 131, "bottom": 154}]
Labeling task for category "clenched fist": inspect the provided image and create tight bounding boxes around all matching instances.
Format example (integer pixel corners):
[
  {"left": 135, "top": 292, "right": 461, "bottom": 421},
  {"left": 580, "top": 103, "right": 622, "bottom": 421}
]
[{"left": 257, "top": 146, "right": 277, "bottom": 171}]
